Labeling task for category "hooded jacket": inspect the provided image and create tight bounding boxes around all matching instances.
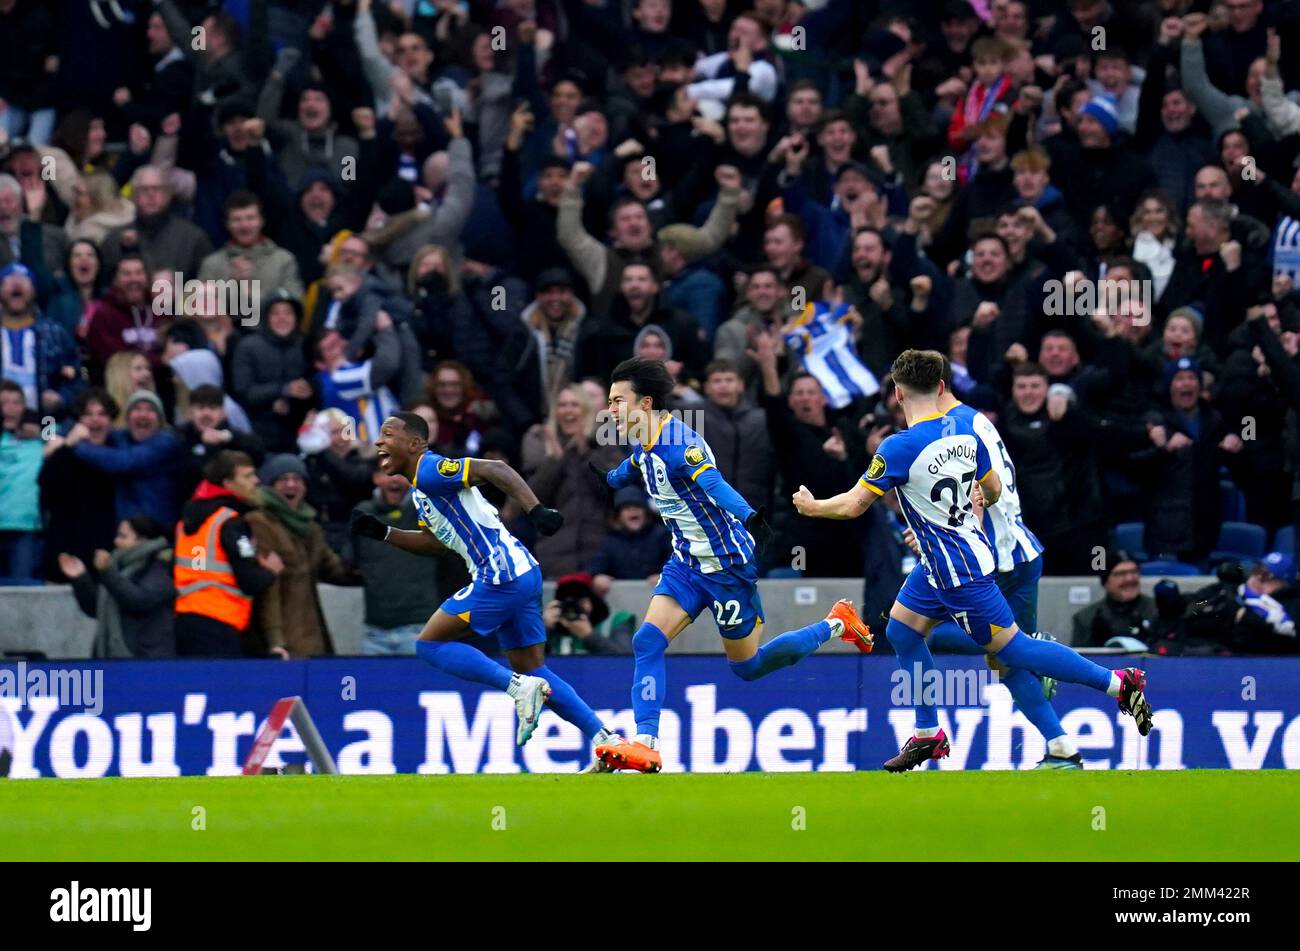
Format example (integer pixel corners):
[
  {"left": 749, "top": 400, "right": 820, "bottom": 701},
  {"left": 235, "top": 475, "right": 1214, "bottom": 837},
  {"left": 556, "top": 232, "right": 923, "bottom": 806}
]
[{"left": 230, "top": 319, "right": 311, "bottom": 453}]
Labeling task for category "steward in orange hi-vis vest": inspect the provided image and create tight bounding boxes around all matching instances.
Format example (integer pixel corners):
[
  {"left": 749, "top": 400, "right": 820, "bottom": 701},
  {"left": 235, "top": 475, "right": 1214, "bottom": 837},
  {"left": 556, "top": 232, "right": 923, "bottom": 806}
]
[
  {"left": 175, "top": 505, "right": 252, "bottom": 631},
  {"left": 173, "top": 466, "right": 279, "bottom": 658}
]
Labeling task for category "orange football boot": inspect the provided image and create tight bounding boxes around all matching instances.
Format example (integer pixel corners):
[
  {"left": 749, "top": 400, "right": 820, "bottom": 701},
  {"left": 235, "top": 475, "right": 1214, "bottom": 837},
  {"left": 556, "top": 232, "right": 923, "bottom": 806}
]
[
  {"left": 826, "top": 599, "right": 873, "bottom": 653},
  {"left": 595, "top": 738, "right": 662, "bottom": 773}
]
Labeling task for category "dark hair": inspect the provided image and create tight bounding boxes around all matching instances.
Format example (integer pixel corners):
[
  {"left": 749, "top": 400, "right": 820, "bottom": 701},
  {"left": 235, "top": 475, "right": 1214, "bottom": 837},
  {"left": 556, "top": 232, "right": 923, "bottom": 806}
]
[
  {"left": 1012, "top": 360, "right": 1049, "bottom": 380},
  {"left": 609, "top": 194, "right": 649, "bottom": 226},
  {"left": 189, "top": 384, "right": 225, "bottom": 408},
  {"left": 204, "top": 450, "right": 255, "bottom": 485},
  {"left": 391, "top": 410, "right": 430, "bottom": 443},
  {"left": 74, "top": 387, "right": 119, "bottom": 420},
  {"left": 125, "top": 515, "right": 166, "bottom": 541},
  {"left": 725, "top": 92, "right": 768, "bottom": 123},
  {"left": 891, "top": 349, "right": 946, "bottom": 394},
  {"left": 224, "top": 190, "right": 261, "bottom": 217},
  {"left": 704, "top": 359, "right": 741, "bottom": 380},
  {"left": 0, "top": 379, "right": 24, "bottom": 401},
  {"left": 610, "top": 357, "right": 675, "bottom": 410},
  {"left": 788, "top": 78, "right": 821, "bottom": 98},
  {"left": 746, "top": 263, "right": 783, "bottom": 283},
  {"left": 164, "top": 320, "right": 207, "bottom": 351}
]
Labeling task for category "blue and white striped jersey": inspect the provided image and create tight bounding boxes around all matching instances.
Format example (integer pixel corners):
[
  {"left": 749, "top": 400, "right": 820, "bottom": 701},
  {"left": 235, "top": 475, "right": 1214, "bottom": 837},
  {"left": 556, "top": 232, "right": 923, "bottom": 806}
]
[
  {"left": 947, "top": 402, "right": 1044, "bottom": 572},
  {"left": 317, "top": 360, "right": 399, "bottom": 445},
  {"left": 860, "top": 409, "right": 997, "bottom": 589},
  {"left": 783, "top": 302, "right": 880, "bottom": 410},
  {"left": 410, "top": 452, "right": 538, "bottom": 585},
  {"left": 610, "top": 414, "right": 755, "bottom": 574}
]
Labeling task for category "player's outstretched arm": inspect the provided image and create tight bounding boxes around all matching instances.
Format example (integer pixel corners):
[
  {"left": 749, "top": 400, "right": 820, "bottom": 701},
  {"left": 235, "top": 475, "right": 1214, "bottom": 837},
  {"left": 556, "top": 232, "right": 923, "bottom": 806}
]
[
  {"left": 791, "top": 481, "right": 877, "bottom": 520},
  {"left": 350, "top": 510, "right": 448, "bottom": 556},
  {"left": 467, "top": 458, "right": 565, "bottom": 535}
]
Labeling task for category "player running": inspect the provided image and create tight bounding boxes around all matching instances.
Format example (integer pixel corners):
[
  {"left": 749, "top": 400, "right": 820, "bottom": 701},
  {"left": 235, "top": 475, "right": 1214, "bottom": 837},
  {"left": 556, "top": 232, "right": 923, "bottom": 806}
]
[
  {"left": 794, "top": 350, "right": 1153, "bottom": 772},
  {"left": 590, "top": 358, "right": 874, "bottom": 773},
  {"left": 906, "top": 358, "right": 1080, "bottom": 769},
  {"left": 352, "top": 411, "right": 622, "bottom": 766}
]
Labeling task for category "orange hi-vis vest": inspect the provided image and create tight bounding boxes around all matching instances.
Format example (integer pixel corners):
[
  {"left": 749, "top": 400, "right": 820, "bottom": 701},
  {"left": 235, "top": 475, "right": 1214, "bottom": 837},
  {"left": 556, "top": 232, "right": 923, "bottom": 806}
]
[{"left": 174, "top": 506, "right": 253, "bottom": 631}]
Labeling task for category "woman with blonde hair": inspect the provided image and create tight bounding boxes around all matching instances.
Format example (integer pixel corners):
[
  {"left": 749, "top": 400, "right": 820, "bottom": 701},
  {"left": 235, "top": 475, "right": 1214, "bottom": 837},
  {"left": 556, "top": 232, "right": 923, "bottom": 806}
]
[
  {"left": 407, "top": 244, "right": 461, "bottom": 297},
  {"left": 519, "top": 384, "right": 625, "bottom": 576},
  {"left": 104, "top": 350, "right": 156, "bottom": 426},
  {"left": 66, "top": 172, "right": 135, "bottom": 244}
]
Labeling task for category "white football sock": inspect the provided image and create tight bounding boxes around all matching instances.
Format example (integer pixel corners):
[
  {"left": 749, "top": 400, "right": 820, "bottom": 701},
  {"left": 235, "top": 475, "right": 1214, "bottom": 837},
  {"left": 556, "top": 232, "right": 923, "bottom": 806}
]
[
  {"left": 1048, "top": 736, "right": 1077, "bottom": 758},
  {"left": 634, "top": 733, "right": 658, "bottom": 749},
  {"left": 914, "top": 726, "right": 940, "bottom": 739},
  {"left": 1106, "top": 672, "right": 1122, "bottom": 698}
]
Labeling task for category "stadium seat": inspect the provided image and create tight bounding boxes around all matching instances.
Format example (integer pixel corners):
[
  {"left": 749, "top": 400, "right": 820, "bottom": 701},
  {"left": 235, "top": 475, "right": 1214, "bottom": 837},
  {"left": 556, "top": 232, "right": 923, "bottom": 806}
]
[
  {"left": 1111, "top": 522, "right": 1147, "bottom": 561},
  {"left": 1208, "top": 522, "right": 1268, "bottom": 564},
  {"left": 764, "top": 567, "right": 803, "bottom": 580},
  {"left": 1219, "top": 481, "right": 1247, "bottom": 521},
  {"left": 1275, "top": 525, "right": 1295, "bottom": 557},
  {"left": 1139, "top": 560, "right": 1202, "bottom": 577}
]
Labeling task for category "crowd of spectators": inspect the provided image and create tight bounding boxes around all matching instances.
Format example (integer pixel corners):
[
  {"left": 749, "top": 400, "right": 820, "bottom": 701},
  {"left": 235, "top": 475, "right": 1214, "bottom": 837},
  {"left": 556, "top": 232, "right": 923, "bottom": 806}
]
[{"left": 2, "top": 0, "right": 1299, "bottom": 657}]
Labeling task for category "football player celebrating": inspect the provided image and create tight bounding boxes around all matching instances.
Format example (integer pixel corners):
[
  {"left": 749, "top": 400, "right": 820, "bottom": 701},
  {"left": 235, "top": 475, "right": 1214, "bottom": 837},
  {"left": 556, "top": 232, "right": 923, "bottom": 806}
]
[
  {"left": 794, "top": 350, "right": 1154, "bottom": 772},
  {"left": 901, "top": 357, "right": 1080, "bottom": 769},
  {"left": 353, "top": 412, "right": 622, "bottom": 766},
  {"left": 591, "top": 358, "right": 874, "bottom": 773}
]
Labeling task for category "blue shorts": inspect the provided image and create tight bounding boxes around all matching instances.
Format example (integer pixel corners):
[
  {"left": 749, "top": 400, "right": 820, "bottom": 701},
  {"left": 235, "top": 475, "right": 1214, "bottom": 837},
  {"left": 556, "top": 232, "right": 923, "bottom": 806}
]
[
  {"left": 440, "top": 567, "right": 545, "bottom": 651},
  {"left": 997, "top": 557, "right": 1042, "bottom": 634},
  {"left": 896, "top": 566, "right": 1016, "bottom": 646},
  {"left": 655, "top": 557, "right": 764, "bottom": 639}
]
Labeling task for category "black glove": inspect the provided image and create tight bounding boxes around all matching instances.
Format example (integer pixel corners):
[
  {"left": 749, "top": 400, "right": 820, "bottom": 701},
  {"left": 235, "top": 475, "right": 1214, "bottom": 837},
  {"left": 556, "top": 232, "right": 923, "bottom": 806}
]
[
  {"left": 528, "top": 504, "right": 564, "bottom": 536},
  {"left": 350, "top": 510, "right": 389, "bottom": 541},
  {"left": 588, "top": 459, "right": 616, "bottom": 507},
  {"left": 745, "top": 506, "right": 775, "bottom": 553}
]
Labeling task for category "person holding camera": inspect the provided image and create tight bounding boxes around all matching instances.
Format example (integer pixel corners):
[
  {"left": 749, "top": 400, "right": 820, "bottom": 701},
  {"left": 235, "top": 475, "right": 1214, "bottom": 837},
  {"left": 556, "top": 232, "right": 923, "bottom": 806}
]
[
  {"left": 1184, "top": 553, "right": 1300, "bottom": 654},
  {"left": 543, "top": 573, "right": 633, "bottom": 656}
]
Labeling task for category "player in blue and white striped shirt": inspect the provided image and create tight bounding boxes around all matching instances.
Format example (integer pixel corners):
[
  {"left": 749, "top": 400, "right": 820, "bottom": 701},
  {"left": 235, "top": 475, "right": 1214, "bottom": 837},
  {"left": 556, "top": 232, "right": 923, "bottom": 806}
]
[
  {"left": 591, "top": 359, "right": 874, "bottom": 773},
  {"left": 908, "top": 361, "right": 1084, "bottom": 768},
  {"left": 795, "top": 350, "right": 1154, "bottom": 771},
  {"left": 352, "top": 412, "right": 622, "bottom": 767}
]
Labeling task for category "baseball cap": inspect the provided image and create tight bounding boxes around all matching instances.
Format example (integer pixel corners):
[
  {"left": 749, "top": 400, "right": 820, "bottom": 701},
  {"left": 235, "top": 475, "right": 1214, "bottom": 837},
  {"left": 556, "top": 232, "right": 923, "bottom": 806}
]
[{"left": 1260, "top": 551, "right": 1297, "bottom": 585}]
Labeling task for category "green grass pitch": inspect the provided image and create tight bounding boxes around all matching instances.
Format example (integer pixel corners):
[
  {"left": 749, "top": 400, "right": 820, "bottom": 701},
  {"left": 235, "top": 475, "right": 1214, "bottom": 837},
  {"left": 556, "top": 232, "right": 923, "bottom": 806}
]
[{"left": 2, "top": 771, "right": 1296, "bottom": 861}]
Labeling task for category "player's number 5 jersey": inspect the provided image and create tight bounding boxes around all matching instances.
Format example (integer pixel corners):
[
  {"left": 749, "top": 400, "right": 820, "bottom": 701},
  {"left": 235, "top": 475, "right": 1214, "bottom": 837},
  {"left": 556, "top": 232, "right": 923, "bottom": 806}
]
[
  {"left": 409, "top": 451, "right": 537, "bottom": 585},
  {"left": 860, "top": 411, "right": 997, "bottom": 589}
]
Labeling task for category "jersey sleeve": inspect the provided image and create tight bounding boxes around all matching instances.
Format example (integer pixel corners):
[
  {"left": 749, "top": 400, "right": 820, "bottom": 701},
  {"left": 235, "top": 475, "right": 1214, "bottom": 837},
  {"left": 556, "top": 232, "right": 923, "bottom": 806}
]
[
  {"left": 974, "top": 432, "right": 993, "bottom": 480},
  {"left": 607, "top": 454, "right": 640, "bottom": 489},
  {"left": 414, "top": 452, "right": 471, "bottom": 497},
  {"left": 859, "top": 433, "right": 909, "bottom": 496},
  {"left": 693, "top": 464, "right": 755, "bottom": 522}
]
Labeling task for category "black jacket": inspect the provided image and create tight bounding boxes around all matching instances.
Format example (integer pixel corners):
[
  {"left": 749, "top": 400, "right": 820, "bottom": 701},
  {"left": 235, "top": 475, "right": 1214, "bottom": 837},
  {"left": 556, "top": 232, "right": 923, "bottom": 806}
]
[
  {"left": 352, "top": 494, "right": 469, "bottom": 629},
  {"left": 230, "top": 326, "right": 312, "bottom": 453},
  {"left": 576, "top": 295, "right": 709, "bottom": 383}
]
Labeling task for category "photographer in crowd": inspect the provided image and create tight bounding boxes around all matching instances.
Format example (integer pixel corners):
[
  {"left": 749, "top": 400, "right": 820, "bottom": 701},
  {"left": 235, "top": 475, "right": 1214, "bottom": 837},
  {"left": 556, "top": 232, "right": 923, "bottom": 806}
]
[{"left": 543, "top": 572, "right": 634, "bottom": 656}]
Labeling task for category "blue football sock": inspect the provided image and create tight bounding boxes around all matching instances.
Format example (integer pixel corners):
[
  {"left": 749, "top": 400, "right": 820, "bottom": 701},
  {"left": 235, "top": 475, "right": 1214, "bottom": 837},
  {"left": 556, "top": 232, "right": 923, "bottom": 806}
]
[
  {"left": 1000, "top": 667, "right": 1065, "bottom": 742},
  {"left": 994, "top": 631, "right": 1112, "bottom": 693},
  {"left": 730, "top": 620, "right": 832, "bottom": 681},
  {"left": 631, "top": 623, "right": 669, "bottom": 737},
  {"left": 534, "top": 665, "right": 605, "bottom": 742},
  {"left": 416, "top": 639, "right": 512, "bottom": 691},
  {"left": 886, "top": 618, "right": 940, "bottom": 731},
  {"left": 928, "top": 620, "right": 986, "bottom": 655}
]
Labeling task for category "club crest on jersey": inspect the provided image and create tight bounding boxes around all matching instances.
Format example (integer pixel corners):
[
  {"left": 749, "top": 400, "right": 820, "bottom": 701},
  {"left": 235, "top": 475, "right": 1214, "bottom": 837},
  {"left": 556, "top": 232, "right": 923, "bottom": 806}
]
[
  {"left": 684, "top": 445, "right": 706, "bottom": 467},
  {"left": 437, "top": 458, "right": 462, "bottom": 477},
  {"left": 866, "top": 453, "right": 886, "bottom": 480}
]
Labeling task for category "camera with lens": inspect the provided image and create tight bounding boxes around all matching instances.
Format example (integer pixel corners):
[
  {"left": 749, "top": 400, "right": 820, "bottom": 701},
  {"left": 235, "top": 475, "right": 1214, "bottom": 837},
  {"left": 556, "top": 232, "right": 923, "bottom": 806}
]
[{"left": 559, "top": 598, "right": 588, "bottom": 622}]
